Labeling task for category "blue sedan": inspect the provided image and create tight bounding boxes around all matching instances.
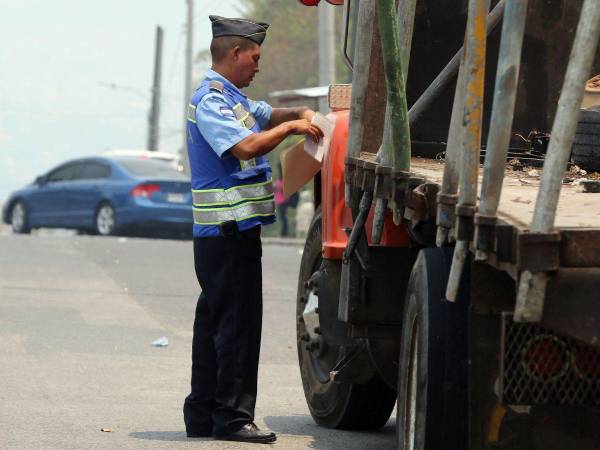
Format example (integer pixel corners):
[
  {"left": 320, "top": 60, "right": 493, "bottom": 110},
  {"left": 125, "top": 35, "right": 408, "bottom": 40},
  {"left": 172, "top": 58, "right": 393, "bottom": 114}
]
[{"left": 2, "top": 156, "right": 193, "bottom": 237}]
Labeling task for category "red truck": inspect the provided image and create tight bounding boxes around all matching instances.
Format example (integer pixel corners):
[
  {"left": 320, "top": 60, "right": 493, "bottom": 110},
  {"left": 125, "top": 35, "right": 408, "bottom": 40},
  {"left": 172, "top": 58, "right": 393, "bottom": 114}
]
[{"left": 296, "top": 1, "right": 600, "bottom": 449}]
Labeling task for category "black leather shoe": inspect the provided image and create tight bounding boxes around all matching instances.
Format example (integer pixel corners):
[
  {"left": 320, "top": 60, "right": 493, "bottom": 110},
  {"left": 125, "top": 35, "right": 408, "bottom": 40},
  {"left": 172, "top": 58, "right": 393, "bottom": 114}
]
[{"left": 216, "top": 422, "right": 276, "bottom": 444}]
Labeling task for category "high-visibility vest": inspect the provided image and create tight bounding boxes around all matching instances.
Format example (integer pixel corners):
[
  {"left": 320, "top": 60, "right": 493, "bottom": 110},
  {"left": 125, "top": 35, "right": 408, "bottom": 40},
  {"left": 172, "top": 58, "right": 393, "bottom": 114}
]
[{"left": 187, "top": 79, "right": 275, "bottom": 237}]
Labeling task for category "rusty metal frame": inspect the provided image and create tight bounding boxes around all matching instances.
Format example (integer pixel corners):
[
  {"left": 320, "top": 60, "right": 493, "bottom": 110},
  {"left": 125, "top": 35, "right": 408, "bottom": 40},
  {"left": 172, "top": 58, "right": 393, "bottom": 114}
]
[{"left": 516, "top": 232, "right": 561, "bottom": 273}]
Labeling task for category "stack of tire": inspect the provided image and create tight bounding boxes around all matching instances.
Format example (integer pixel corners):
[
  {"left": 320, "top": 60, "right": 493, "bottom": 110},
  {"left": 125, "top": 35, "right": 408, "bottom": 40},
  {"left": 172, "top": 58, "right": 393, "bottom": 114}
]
[{"left": 572, "top": 106, "right": 600, "bottom": 172}]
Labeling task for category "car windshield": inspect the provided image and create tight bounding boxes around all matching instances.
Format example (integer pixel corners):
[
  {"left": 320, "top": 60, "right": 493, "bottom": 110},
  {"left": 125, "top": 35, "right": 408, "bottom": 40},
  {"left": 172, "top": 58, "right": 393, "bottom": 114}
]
[{"left": 117, "top": 158, "right": 188, "bottom": 180}]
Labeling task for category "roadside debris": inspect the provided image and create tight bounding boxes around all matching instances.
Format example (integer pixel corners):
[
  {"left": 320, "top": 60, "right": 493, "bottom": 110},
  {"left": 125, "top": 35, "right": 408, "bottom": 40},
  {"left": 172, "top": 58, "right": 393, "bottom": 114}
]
[
  {"left": 100, "top": 428, "right": 113, "bottom": 433},
  {"left": 569, "top": 165, "right": 588, "bottom": 176},
  {"left": 564, "top": 165, "right": 590, "bottom": 184},
  {"left": 582, "top": 180, "right": 600, "bottom": 193},
  {"left": 507, "top": 158, "right": 525, "bottom": 171},
  {"left": 507, "top": 161, "right": 600, "bottom": 187},
  {"left": 151, "top": 337, "right": 169, "bottom": 347}
]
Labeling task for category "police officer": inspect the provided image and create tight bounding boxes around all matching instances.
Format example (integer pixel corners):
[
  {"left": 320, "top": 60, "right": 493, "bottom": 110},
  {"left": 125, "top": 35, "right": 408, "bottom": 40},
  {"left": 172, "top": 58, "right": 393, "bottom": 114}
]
[{"left": 183, "top": 15, "right": 323, "bottom": 444}]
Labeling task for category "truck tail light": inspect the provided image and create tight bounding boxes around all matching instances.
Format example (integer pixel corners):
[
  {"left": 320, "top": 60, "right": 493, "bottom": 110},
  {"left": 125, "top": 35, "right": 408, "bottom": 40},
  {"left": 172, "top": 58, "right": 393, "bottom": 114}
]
[
  {"left": 573, "top": 346, "right": 600, "bottom": 381},
  {"left": 521, "top": 335, "right": 570, "bottom": 382},
  {"left": 501, "top": 313, "right": 600, "bottom": 406},
  {"left": 131, "top": 183, "right": 160, "bottom": 198}
]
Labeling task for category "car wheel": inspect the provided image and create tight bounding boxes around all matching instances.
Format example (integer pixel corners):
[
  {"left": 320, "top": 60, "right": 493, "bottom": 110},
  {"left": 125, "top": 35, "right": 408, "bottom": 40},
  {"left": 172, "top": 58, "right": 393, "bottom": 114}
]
[
  {"left": 11, "top": 201, "right": 31, "bottom": 234},
  {"left": 95, "top": 202, "right": 117, "bottom": 236}
]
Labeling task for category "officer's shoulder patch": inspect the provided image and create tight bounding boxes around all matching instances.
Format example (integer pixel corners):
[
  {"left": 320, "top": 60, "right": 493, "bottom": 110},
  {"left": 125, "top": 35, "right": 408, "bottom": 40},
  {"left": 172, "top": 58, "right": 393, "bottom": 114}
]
[
  {"left": 219, "top": 107, "right": 235, "bottom": 117},
  {"left": 209, "top": 80, "right": 224, "bottom": 93}
]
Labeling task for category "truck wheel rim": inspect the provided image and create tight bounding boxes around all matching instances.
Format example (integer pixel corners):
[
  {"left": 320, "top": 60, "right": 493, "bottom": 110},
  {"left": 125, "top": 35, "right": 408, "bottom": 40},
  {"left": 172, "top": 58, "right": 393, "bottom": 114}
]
[
  {"left": 404, "top": 317, "right": 419, "bottom": 450},
  {"left": 302, "top": 280, "right": 333, "bottom": 384},
  {"left": 97, "top": 206, "right": 115, "bottom": 235},
  {"left": 299, "top": 255, "right": 339, "bottom": 385},
  {"left": 12, "top": 203, "right": 24, "bottom": 231}
]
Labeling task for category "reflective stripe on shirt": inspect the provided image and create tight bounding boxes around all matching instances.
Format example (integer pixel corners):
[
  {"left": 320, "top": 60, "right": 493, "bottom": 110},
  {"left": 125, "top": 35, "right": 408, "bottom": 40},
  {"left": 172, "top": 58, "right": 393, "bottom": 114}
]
[
  {"left": 192, "top": 197, "right": 275, "bottom": 225},
  {"left": 231, "top": 102, "right": 258, "bottom": 170},
  {"left": 233, "top": 103, "right": 257, "bottom": 129},
  {"left": 192, "top": 179, "right": 274, "bottom": 206},
  {"left": 187, "top": 104, "right": 197, "bottom": 123}
]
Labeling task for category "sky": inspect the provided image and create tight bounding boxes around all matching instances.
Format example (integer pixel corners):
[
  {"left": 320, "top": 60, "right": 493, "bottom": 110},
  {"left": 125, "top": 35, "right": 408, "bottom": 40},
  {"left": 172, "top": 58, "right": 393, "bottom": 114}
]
[{"left": 0, "top": 0, "right": 242, "bottom": 202}]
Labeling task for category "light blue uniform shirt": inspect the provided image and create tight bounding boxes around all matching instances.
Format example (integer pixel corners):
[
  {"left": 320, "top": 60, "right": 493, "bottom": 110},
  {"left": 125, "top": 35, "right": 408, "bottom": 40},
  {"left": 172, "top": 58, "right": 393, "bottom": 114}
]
[{"left": 195, "top": 69, "right": 273, "bottom": 158}]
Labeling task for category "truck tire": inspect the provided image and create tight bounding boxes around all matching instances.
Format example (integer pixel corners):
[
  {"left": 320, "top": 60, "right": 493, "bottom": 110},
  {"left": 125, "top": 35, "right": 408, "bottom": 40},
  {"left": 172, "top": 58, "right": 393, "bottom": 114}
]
[
  {"left": 571, "top": 108, "right": 600, "bottom": 171},
  {"left": 297, "top": 207, "right": 396, "bottom": 430},
  {"left": 396, "top": 247, "right": 469, "bottom": 450}
]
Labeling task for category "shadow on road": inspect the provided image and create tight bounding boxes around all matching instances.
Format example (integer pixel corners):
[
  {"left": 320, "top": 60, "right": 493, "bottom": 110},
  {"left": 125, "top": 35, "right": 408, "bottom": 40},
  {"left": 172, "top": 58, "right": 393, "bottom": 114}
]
[
  {"left": 129, "top": 431, "right": 202, "bottom": 442},
  {"left": 264, "top": 414, "right": 397, "bottom": 449}
]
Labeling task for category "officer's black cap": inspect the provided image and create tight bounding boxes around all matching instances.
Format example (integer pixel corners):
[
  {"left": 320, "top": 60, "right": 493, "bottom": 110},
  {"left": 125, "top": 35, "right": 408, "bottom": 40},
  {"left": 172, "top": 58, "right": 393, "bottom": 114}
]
[{"left": 209, "top": 15, "right": 270, "bottom": 46}]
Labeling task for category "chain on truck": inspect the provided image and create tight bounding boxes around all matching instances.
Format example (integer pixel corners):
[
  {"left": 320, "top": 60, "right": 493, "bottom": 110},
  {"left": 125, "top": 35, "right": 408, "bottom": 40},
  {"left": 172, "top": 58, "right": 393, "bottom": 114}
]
[{"left": 294, "top": 0, "right": 600, "bottom": 448}]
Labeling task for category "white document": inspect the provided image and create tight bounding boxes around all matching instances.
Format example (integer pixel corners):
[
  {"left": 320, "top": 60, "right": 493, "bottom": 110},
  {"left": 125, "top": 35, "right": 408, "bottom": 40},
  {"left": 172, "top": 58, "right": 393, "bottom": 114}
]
[{"left": 303, "top": 112, "right": 336, "bottom": 162}]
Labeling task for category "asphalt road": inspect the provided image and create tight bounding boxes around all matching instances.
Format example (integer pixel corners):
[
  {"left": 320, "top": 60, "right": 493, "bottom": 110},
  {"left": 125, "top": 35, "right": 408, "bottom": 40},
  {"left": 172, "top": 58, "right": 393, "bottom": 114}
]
[{"left": 0, "top": 231, "right": 396, "bottom": 449}]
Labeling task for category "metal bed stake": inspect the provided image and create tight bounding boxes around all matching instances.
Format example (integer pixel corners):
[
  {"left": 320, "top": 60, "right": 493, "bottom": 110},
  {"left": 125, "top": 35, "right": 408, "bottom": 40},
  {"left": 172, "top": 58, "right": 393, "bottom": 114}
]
[
  {"left": 475, "top": 0, "right": 529, "bottom": 261},
  {"left": 446, "top": 0, "right": 491, "bottom": 302}
]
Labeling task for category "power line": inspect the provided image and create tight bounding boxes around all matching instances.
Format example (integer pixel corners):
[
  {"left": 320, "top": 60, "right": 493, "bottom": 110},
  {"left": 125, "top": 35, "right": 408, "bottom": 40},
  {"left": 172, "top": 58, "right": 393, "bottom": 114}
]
[
  {"left": 100, "top": 79, "right": 181, "bottom": 112},
  {"left": 99, "top": 82, "right": 150, "bottom": 100}
]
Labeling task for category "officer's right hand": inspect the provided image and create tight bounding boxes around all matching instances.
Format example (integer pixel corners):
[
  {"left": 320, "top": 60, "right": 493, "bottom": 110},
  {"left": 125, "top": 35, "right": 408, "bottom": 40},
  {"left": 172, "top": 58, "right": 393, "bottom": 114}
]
[{"left": 287, "top": 119, "right": 324, "bottom": 143}]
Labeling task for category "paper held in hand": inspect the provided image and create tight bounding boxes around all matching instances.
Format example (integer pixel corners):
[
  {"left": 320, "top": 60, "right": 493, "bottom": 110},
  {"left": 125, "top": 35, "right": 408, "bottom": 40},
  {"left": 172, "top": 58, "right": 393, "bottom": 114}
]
[
  {"left": 281, "top": 113, "right": 336, "bottom": 200},
  {"left": 303, "top": 112, "right": 336, "bottom": 162}
]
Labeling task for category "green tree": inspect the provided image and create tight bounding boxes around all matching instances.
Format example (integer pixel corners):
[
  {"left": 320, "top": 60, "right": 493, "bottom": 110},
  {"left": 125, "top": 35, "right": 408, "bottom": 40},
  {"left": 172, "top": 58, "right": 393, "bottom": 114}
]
[
  {"left": 238, "top": 1, "right": 350, "bottom": 101},
  {"left": 238, "top": 1, "right": 319, "bottom": 100},
  {"left": 234, "top": 1, "right": 349, "bottom": 178}
]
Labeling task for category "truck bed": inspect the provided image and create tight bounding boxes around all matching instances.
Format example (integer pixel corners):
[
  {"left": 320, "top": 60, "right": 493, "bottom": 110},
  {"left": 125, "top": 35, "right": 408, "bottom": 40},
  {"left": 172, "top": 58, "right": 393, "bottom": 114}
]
[{"left": 411, "top": 157, "right": 600, "bottom": 229}]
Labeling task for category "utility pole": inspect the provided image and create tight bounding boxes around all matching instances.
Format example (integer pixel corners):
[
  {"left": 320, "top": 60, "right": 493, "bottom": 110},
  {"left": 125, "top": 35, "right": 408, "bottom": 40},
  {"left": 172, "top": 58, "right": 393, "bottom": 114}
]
[
  {"left": 148, "top": 25, "right": 163, "bottom": 151},
  {"left": 182, "top": 0, "right": 194, "bottom": 172},
  {"left": 318, "top": 2, "right": 336, "bottom": 112}
]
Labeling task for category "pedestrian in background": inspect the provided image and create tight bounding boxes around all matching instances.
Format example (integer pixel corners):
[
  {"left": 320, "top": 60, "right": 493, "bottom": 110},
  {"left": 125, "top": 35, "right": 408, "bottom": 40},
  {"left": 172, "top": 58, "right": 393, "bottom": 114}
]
[
  {"left": 273, "top": 177, "right": 288, "bottom": 236},
  {"left": 183, "top": 15, "right": 323, "bottom": 444},
  {"left": 273, "top": 163, "right": 299, "bottom": 237}
]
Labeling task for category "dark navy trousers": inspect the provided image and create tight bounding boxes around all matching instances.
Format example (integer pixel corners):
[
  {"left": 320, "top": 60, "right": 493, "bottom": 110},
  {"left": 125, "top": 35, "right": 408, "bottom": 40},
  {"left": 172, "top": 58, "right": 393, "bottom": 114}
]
[{"left": 183, "top": 225, "right": 263, "bottom": 437}]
